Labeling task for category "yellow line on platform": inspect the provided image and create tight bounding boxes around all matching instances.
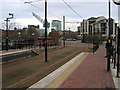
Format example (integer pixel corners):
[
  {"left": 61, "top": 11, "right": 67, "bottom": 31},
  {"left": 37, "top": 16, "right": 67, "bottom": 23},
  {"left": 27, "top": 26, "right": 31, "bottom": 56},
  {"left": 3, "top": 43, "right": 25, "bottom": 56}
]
[{"left": 45, "top": 52, "right": 89, "bottom": 88}]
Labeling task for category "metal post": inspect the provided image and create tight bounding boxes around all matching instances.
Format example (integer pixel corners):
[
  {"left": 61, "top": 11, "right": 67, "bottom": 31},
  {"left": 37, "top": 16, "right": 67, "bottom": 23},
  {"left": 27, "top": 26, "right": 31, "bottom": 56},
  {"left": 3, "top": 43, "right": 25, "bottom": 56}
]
[
  {"left": 107, "top": 0, "right": 111, "bottom": 71},
  {"left": 117, "top": 27, "right": 120, "bottom": 77},
  {"left": 69, "top": 28, "right": 70, "bottom": 39},
  {"left": 4, "top": 13, "right": 14, "bottom": 51},
  {"left": 45, "top": 0, "right": 48, "bottom": 62},
  {"left": 5, "top": 18, "right": 9, "bottom": 51},
  {"left": 108, "top": 0, "right": 111, "bottom": 39},
  {"left": 63, "top": 16, "right": 65, "bottom": 47},
  {"left": 93, "top": 23, "right": 95, "bottom": 53},
  {"left": 82, "top": 19, "right": 85, "bottom": 43},
  {"left": 114, "top": 25, "right": 117, "bottom": 69}
]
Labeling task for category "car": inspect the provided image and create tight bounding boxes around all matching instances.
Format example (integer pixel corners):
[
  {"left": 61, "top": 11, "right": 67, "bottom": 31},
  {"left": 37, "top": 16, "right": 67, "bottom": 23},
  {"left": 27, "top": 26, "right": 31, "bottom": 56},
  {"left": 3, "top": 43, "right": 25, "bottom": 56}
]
[
  {"left": 66, "top": 39, "right": 72, "bottom": 41},
  {"left": 72, "top": 39, "right": 76, "bottom": 41}
]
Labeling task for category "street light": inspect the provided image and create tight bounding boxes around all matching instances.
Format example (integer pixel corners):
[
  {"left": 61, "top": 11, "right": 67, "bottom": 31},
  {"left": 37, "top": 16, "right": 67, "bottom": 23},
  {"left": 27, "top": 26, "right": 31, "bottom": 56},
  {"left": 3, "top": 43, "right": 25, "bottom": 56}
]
[
  {"left": 4, "top": 13, "right": 14, "bottom": 51},
  {"left": 18, "top": 32, "right": 21, "bottom": 40},
  {"left": 113, "top": 0, "right": 120, "bottom": 5},
  {"left": 18, "top": 32, "right": 21, "bottom": 49},
  {"left": 9, "top": 13, "right": 14, "bottom": 18},
  {"left": 32, "top": 33, "right": 35, "bottom": 36},
  {"left": 18, "top": 32, "right": 21, "bottom": 35}
]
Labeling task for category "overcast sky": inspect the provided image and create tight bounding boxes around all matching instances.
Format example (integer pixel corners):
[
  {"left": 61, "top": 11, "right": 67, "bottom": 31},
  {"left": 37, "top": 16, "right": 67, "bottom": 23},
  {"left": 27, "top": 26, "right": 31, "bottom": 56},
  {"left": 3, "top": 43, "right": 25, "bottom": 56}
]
[{"left": 0, "top": 0, "right": 119, "bottom": 31}]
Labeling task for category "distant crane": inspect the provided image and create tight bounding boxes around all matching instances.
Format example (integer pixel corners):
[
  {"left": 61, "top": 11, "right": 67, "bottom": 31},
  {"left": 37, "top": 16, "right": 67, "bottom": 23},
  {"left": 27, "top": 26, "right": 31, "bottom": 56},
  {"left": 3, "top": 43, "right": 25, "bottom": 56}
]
[
  {"left": 32, "top": 12, "right": 50, "bottom": 28},
  {"left": 32, "top": 12, "right": 44, "bottom": 23}
]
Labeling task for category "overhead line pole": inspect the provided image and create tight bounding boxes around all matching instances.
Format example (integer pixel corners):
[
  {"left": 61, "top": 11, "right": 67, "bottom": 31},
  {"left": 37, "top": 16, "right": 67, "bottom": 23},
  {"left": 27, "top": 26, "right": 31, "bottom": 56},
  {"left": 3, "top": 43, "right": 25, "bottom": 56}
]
[
  {"left": 63, "top": 16, "right": 65, "bottom": 47},
  {"left": 45, "top": 0, "right": 48, "bottom": 62},
  {"left": 25, "top": 0, "right": 48, "bottom": 62},
  {"left": 107, "top": 0, "right": 111, "bottom": 71},
  {"left": 117, "top": 27, "right": 120, "bottom": 77}
]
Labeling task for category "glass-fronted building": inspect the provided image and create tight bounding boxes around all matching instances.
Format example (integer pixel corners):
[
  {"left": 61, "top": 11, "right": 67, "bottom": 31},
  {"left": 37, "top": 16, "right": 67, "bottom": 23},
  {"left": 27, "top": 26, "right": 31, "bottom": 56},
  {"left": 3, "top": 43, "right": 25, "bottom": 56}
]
[{"left": 51, "top": 20, "right": 61, "bottom": 31}]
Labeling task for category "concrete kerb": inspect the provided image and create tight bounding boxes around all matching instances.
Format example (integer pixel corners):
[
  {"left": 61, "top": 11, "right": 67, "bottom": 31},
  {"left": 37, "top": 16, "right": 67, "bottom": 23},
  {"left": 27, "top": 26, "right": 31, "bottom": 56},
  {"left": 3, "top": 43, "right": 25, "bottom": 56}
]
[
  {"left": 110, "top": 62, "right": 120, "bottom": 89},
  {"left": 27, "top": 52, "right": 88, "bottom": 89}
]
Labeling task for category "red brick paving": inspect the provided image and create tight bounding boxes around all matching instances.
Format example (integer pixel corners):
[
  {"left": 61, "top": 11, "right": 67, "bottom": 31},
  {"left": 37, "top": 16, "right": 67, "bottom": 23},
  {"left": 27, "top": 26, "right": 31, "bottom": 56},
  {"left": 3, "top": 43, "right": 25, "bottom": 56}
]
[{"left": 59, "top": 45, "right": 115, "bottom": 88}]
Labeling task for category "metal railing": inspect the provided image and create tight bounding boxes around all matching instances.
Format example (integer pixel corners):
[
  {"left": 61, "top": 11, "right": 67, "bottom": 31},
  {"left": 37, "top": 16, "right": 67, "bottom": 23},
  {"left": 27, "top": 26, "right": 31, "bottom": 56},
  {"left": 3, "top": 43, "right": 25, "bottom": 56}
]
[{"left": 93, "top": 43, "right": 99, "bottom": 53}]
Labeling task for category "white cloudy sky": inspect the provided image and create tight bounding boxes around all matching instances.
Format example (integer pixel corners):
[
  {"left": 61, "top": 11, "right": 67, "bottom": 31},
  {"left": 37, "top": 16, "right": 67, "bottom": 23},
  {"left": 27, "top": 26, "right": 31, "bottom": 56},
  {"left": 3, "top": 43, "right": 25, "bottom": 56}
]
[{"left": 0, "top": 0, "right": 119, "bottom": 31}]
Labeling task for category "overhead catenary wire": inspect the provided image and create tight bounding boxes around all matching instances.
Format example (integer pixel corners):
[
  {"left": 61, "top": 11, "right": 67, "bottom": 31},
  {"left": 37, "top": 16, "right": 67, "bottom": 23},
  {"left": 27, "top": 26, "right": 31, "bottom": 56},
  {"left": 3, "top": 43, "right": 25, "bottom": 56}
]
[
  {"left": 24, "top": 0, "right": 81, "bottom": 31},
  {"left": 30, "top": 3, "right": 44, "bottom": 11},
  {"left": 62, "top": 0, "right": 83, "bottom": 20},
  {"left": 25, "top": 0, "right": 82, "bottom": 21},
  {"left": 31, "top": 3, "right": 62, "bottom": 19},
  {"left": 24, "top": 2, "right": 62, "bottom": 20},
  {"left": 24, "top": 0, "right": 42, "bottom": 4},
  {"left": 66, "top": 21, "right": 79, "bottom": 31}
]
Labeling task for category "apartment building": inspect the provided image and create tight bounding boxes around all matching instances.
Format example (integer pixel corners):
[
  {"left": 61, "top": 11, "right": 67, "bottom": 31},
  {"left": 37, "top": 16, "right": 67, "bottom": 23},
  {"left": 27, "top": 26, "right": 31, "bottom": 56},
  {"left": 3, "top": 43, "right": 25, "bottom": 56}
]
[{"left": 79, "top": 16, "right": 116, "bottom": 39}]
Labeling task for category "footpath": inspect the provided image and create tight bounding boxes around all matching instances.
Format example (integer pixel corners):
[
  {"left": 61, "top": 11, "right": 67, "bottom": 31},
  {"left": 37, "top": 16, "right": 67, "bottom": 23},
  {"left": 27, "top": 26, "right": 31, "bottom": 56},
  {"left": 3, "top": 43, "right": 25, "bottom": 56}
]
[
  {"left": 0, "top": 49, "right": 30, "bottom": 54},
  {"left": 58, "top": 45, "right": 115, "bottom": 88},
  {"left": 29, "top": 45, "right": 117, "bottom": 89}
]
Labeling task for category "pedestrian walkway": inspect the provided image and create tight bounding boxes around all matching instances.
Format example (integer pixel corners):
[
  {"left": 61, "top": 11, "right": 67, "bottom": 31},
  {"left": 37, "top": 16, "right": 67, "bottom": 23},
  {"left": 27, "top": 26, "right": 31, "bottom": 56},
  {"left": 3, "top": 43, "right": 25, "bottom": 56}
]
[
  {"left": 29, "top": 45, "right": 115, "bottom": 89},
  {"left": 29, "top": 52, "right": 89, "bottom": 89},
  {"left": 0, "top": 49, "right": 30, "bottom": 56},
  {"left": 58, "top": 45, "right": 115, "bottom": 88},
  {"left": 0, "top": 49, "right": 29, "bottom": 54},
  {"left": 0, "top": 46, "right": 59, "bottom": 55}
]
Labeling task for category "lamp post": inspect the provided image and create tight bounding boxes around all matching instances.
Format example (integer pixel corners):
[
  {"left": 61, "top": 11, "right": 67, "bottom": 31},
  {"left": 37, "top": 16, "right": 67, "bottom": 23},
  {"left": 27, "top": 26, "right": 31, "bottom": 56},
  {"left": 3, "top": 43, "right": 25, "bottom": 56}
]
[
  {"left": 18, "top": 32, "right": 21, "bottom": 49},
  {"left": 18, "top": 32, "right": 21, "bottom": 36},
  {"left": 112, "top": 0, "right": 120, "bottom": 77},
  {"left": 4, "top": 13, "right": 14, "bottom": 51},
  {"left": 113, "top": 0, "right": 120, "bottom": 5},
  {"left": 32, "top": 33, "right": 35, "bottom": 49},
  {"left": 82, "top": 19, "right": 86, "bottom": 43},
  {"left": 18, "top": 32, "right": 21, "bottom": 41}
]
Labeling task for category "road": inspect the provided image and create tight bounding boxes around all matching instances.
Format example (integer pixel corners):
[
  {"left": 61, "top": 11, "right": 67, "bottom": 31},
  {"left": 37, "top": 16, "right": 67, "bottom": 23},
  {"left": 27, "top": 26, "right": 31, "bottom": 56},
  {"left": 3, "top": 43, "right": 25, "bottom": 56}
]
[
  {"left": 1, "top": 40, "right": 93, "bottom": 55},
  {"left": 65, "top": 40, "right": 93, "bottom": 49}
]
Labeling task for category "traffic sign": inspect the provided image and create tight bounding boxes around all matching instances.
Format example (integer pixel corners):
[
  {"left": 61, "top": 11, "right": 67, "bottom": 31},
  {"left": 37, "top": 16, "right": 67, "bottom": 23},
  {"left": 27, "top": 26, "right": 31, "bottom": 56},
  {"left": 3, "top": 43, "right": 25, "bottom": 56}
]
[
  {"left": 43, "top": 22, "right": 50, "bottom": 28},
  {"left": 108, "top": 40, "right": 111, "bottom": 43}
]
